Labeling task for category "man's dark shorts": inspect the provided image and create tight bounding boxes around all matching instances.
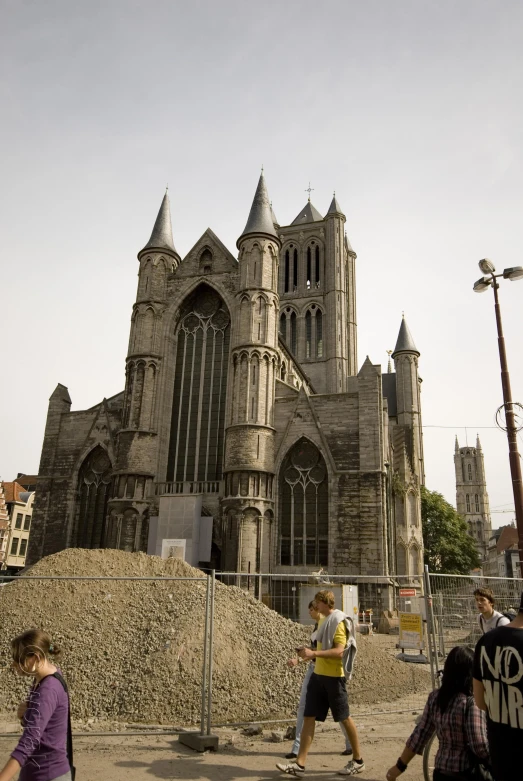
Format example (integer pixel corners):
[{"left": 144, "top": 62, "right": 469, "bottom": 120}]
[{"left": 303, "top": 672, "right": 349, "bottom": 722}]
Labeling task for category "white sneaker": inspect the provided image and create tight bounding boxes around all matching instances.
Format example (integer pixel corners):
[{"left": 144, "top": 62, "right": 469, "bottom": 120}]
[
  {"left": 276, "top": 760, "right": 305, "bottom": 776},
  {"left": 338, "top": 759, "right": 365, "bottom": 775}
]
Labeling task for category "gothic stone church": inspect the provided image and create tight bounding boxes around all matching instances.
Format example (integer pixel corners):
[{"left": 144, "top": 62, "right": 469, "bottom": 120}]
[{"left": 28, "top": 175, "right": 425, "bottom": 584}]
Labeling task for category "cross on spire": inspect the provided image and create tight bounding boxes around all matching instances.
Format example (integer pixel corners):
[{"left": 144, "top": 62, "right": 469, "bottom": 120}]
[{"left": 305, "top": 182, "right": 314, "bottom": 202}]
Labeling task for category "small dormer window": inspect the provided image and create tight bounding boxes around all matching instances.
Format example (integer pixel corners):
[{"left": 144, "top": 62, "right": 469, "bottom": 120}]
[
  {"left": 199, "top": 248, "right": 213, "bottom": 274},
  {"left": 203, "top": 265, "right": 211, "bottom": 274}
]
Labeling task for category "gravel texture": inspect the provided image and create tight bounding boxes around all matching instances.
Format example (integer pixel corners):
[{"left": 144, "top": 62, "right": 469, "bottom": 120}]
[{"left": 0, "top": 549, "right": 431, "bottom": 725}]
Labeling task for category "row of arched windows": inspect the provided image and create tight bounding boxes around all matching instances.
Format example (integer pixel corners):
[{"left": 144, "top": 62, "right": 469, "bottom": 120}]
[
  {"left": 279, "top": 305, "right": 323, "bottom": 359},
  {"left": 466, "top": 494, "right": 481, "bottom": 513},
  {"left": 283, "top": 242, "right": 322, "bottom": 294},
  {"left": 463, "top": 462, "right": 477, "bottom": 481}
]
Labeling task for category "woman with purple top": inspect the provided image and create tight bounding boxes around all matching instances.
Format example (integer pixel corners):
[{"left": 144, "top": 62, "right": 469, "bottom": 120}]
[{"left": 0, "top": 630, "right": 73, "bottom": 781}]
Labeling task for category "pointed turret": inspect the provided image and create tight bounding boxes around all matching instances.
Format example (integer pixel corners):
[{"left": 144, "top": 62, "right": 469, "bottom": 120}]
[
  {"left": 392, "top": 316, "right": 420, "bottom": 358},
  {"left": 326, "top": 193, "right": 344, "bottom": 216},
  {"left": 455, "top": 436, "right": 460, "bottom": 453},
  {"left": 237, "top": 173, "right": 279, "bottom": 247},
  {"left": 476, "top": 434, "right": 482, "bottom": 451},
  {"left": 270, "top": 202, "right": 279, "bottom": 229},
  {"left": 139, "top": 191, "right": 178, "bottom": 257}
]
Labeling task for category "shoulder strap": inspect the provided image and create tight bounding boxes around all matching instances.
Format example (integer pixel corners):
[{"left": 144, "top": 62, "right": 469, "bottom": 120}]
[{"left": 52, "top": 672, "right": 75, "bottom": 778}]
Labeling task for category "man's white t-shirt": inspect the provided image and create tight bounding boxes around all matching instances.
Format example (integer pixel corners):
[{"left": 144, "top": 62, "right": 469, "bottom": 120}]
[{"left": 479, "top": 610, "right": 511, "bottom": 634}]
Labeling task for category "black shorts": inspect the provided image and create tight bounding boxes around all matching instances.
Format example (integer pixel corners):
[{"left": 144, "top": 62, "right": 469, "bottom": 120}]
[{"left": 303, "top": 672, "right": 349, "bottom": 722}]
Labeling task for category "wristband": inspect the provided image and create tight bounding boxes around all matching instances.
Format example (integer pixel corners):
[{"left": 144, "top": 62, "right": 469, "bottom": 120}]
[{"left": 396, "top": 758, "right": 407, "bottom": 773}]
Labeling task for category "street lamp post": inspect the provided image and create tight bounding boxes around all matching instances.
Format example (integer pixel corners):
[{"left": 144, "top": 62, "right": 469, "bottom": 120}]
[{"left": 474, "top": 259, "right": 523, "bottom": 577}]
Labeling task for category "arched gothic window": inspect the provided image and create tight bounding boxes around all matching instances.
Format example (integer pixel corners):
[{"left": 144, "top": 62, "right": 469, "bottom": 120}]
[
  {"left": 305, "top": 306, "right": 323, "bottom": 359},
  {"left": 315, "top": 245, "right": 320, "bottom": 286},
  {"left": 279, "top": 439, "right": 328, "bottom": 567},
  {"left": 280, "top": 308, "right": 297, "bottom": 354},
  {"left": 167, "top": 286, "right": 230, "bottom": 482},
  {"left": 316, "top": 310, "right": 323, "bottom": 357},
  {"left": 74, "top": 446, "right": 112, "bottom": 548},
  {"left": 468, "top": 463, "right": 473, "bottom": 481},
  {"left": 466, "top": 494, "right": 471, "bottom": 512},
  {"left": 306, "top": 247, "right": 312, "bottom": 289},
  {"left": 284, "top": 250, "right": 290, "bottom": 293},
  {"left": 293, "top": 249, "right": 298, "bottom": 291},
  {"left": 305, "top": 310, "right": 312, "bottom": 358},
  {"left": 475, "top": 494, "right": 480, "bottom": 512}
]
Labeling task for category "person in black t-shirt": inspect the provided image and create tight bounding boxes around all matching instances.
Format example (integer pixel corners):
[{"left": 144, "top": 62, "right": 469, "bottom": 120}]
[{"left": 473, "top": 590, "right": 523, "bottom": 781}]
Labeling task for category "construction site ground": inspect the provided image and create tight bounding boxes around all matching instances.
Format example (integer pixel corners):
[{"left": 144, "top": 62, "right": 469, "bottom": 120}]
[{"left": 0, "top": 705, "right": 428, "bottom": 781}]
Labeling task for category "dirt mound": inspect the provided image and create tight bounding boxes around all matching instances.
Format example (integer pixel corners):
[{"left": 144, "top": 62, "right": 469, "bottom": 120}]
[{"left": 0, "top": 549, "right": 431, "bottom": 724}]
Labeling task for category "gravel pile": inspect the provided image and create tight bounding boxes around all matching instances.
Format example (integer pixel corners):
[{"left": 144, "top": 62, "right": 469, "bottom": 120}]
[{"left": 0, "top": 549, "right": 431, "bottom": 725}]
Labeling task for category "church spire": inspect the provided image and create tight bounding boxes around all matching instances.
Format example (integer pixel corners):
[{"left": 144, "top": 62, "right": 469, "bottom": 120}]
[
  {"left": 139, "top": 191, "right": 178, "bottom": 257},
  {"left": 476, "top": 434, "right": 482, "bottom": 451},
  {"left": 455, "top": 435, "right": 460, "bottom": 453},
  {"left": 392, "top": 315, "right": 420, "bottom": 358},
  {"left": 237, "top": 172, "right": 279, "bottom": 247},
  {"left": 327, "top": 192, "right": 344, "bottom": 216}
]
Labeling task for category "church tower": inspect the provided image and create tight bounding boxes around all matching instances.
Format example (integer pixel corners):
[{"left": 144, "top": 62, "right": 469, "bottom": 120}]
[
  {"left": 222, "top": 174, "right": 281, "bottom": 574},
  {"left": 392, "top": 316, "right": 424, "bottom": 484},
  {"left": 277, "top": 193, "right": 357, "bottom": 393},
  {"left": 455, "top": 435, "right": 492, "bottom": 564},
  {"left": 106, "top": 192, "right": 181, "bottom": 551}
]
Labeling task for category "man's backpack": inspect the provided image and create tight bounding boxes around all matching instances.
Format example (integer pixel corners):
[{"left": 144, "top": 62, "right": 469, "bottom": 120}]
[
  {"left": 52, "top": 671, "right": 76, "bottom": 781},
  {"left": 479, "top": 610, "right": 516, "bottom": 633}
]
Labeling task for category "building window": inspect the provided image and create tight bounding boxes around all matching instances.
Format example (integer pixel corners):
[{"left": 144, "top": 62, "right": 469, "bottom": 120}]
[
  {"left": 305, "top": 310, "right": 312, "bottom": 358},
  {"left": 467, "top": 463, "right": 472, "bottom": 481},
  {"left": 23, "top": 515, "right": 31, "bottom": 530},
  {"left": 15, "top": 513, "right": 23, "bottom": 529},
  {"left": 19, "top": 538, "right": 27, "bottom": 557},
  {"left": 73, "top": 446, "right": 112, "bottom": 549},
  {"left": 316, "top": 310, "right": 323, "bottom": 358},
  {"left": 167, "top": 285, "right": 230, "bottom": 483},
  {"left": 10, "top": 537, "right": 19, "bottom": 556},
  {"left": 315, "top": 245, "right": 320, "bottom": 286},
  {"left": 466, "top": 494, "right": 470, "bottom": 513},
  {"left": 475, "top": 494, "right": 480, "bottom": 513},
  {"left": 306, "top": 246, "right": 312, "bottom": 289},
  {"left": 293, "top": 249, "right": 298, "bottom": 290},
  {"left": 279, "top": 438, "right": 328, "bottom": 567},
  {"left": 284, "top": 250, "right": 290, "bottom": 293}
]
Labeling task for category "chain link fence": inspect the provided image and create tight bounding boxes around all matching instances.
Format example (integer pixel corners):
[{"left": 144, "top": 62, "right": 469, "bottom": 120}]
[{"left": 424, "top": 569, "right": 523, "bottom": 681}]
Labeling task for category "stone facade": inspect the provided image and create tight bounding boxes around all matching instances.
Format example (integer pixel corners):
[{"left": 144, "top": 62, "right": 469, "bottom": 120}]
[
  {"left": 28, "top": 175, "right": 425, "bottom": 587},
  {"left": 455, "top": 435, "right": 493, "bottom": 565}
]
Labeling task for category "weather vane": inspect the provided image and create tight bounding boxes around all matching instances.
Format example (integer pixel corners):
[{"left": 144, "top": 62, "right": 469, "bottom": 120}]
[{"left": 305, "top": 182, "right": 314, "bottom": 201}]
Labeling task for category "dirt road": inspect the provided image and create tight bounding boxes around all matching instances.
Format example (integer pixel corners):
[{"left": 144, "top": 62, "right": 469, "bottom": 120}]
[{"left": 0, "top": 711, "right": 429, "bottom": 781}]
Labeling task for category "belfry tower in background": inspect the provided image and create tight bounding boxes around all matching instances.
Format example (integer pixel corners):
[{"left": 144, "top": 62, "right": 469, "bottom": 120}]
[{"left": 454, "top": 435, "right": 492, "bottom": 564}]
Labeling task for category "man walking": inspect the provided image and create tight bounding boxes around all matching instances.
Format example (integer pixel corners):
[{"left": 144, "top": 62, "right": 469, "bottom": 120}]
[
  {"left": 473, "top": 591, "right": 523, "bottom": 781},
  {"left": 474, "top": 587, "right": 511, "bottom": 634},
  {"left": 276, "top": 589, "right": 364, "bottom": 776}
]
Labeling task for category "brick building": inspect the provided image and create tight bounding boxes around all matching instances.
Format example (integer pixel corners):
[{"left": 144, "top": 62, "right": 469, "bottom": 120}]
[
  {"left": 28, "top": 175, "right": 425, "bottom": 589},
  {"left": 2, "top": 482, "right": 35, "bottom": 571}
]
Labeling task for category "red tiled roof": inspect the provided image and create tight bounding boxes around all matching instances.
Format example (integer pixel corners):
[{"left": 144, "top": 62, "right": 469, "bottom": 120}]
[
  {"left": 2, "top": 482, "right": 26, "bottom": 503},
  {"left": 497, "top": 525, "right": 518, "bottom": 554}
]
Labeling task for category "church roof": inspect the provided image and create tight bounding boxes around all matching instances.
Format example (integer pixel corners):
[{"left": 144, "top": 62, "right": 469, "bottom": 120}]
[
  {"left": 271, "top": 204, "right": 279, "bottom": 229},
  {"left": 392, "top": 317, "right": 419, "bottom": 357},
  {"left": 140, "top": 191, "right": 178, "bottom": 256},
  {"left": 326, "top": 194, "right": 344, "bottom": 216},
  {"left": 238, "top": 173, "right": 279, "bottom": 246},
  {"left": 291, "top": 201, "right": 324, "bottom": 225}
]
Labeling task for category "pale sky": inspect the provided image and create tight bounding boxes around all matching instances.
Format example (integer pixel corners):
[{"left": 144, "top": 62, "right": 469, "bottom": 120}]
[{"left": 1, "top": 0, "right": 522, "bottom": 529}]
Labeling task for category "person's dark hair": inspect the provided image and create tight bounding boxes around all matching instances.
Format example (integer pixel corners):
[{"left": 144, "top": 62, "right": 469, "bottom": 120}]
[
  {"left": 308, "top": 600, "right": 316, "bottom": 609},
  {"left": 474, "top": 587, "right": 495, "bottom": 606},
  {"left": 11, "top": 629, "right": 61, "bottom": 674},
  {"left": 436, "top": 646, "right": 474, "bottom": 713}
]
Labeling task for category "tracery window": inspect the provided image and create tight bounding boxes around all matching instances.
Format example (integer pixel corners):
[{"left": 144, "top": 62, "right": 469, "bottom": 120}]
[
  {"left": 305, "top": 305, "right": 323, "bottom": 359},
  {"left": 466, "top": 494, "right": 471, "bottom": 512},
  {"left": 467, "top": 463, "right": 473, "bottom": 481},
  {"left": 280, "top": 308, "right": 297, "bottom": 354},
  {"left": 167, "top": 286, "right": 230, "bottom": 482},
  {"left": 279, "top": 439, "right": 328, "bottom": 566},
  {"left": 475, "top": 494, "right": 480, "bottom": 512},
  {"left": 74, "top": 446, "right": 112, "bottom": 548}
]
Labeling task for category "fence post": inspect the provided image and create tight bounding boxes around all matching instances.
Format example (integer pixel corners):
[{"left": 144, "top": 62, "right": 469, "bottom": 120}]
[
  {"left": 423, "top": 565, "right": 437, "bottom": 689},
  {"left": 200, "top": 574, "right": 211, "bottom": 736},
  {"left": 258, "top": 573, "right": 263, "bottom": 601},
  {"left": 206, "top": 570, "right": 215, "bottom": 735}
]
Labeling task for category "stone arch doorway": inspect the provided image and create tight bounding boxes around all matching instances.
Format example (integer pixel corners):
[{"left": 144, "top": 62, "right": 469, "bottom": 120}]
[{"left": 279, "top": 438, "right": 328, "bottom": 567}]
